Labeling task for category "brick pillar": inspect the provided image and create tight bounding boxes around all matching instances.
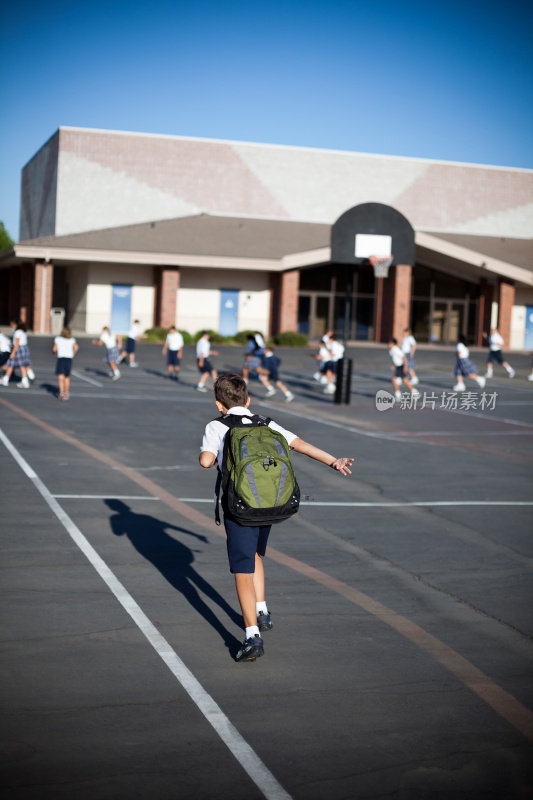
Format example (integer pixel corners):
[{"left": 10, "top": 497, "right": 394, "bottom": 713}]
[
  {"left": 497, "top": 279, "right": 515, "bottom": 346},
  {"left": 33, "top": 261, "right": 54, "bottom": 333},
  {"left": 277, "top": 270, "right": 300, "bottom": 333},
  {"left": 153, "top": 266, "right": 179, "bottom": 328},
  {"left": 379, "top": 264, "right": 412, "bottom": 343},
  {"left": 476, "top": 279, "right": 493, "bottom": 346}
]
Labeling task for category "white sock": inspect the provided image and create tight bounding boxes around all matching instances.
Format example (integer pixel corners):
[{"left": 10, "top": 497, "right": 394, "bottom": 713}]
[
  {"left": 256, "top": 601, "right": 268, "bottom": 615},
  {"left": 245, "top": 625, "right": 260, "bottom": 639}
]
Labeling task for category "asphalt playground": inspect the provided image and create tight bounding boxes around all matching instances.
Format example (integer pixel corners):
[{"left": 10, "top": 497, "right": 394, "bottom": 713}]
[{"left": 1, "top": 338, "right": 532, "bottom": 799}]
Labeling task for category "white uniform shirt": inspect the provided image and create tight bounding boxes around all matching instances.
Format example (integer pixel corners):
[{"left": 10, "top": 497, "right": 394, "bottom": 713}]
[
  {"left": 489, "top": 332, "right": 503, "bottom": 350},
  {"left": 196, "top": 338, "right": 210, "bottom": 359},
  {"left": 254, "top": 333, "right": 265, "bottom": 349},
  {"left": 100, "top": 331, "right": 117, "bottom": 349},
  {"left": 166, "top": 331, "right": 184, "bottom": 350},
  {"left": 201, "top": 406, "right": 298, "bottom": 469},
  {"left": 457, "top": 342, "right": 469, "bottom": 359},
  {"left": 0, "top": 333, "right": 11, "bottom": 352},
  {"left": 13, "top": 329, "right": 28, "bottom": 346},
  {"left": 54, "top": 336, "right": 77, "bottom": 358},
  {"left": 328, "top": 340, "right": 345, "bottom": 361},
  {"left": 401, "top": 334, "right": 416, "bottom": 354},
  {"left": 318, "top": 345, "right": 330, "bottom": 362},
  {"left": 128, "top": 323, "right": 140, "bottom": 340},
  {"left": 389, "top": 345, "right": 405, "bottom": 367}
]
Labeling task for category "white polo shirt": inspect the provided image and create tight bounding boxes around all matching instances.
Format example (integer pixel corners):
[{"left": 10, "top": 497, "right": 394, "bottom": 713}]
[
  {"left": 54, "top": 336, "right": 77, "bottom": 358},
  {"left": 489, "top": 332, "right": 503, "bottom": 350},
  {"left": 166, "top": 331, "right": 184, "bottom": 350},
  {"left": 100, "top": 331, "right": 117, "bottom": 349},
  {"left": 196, "top": 338, "right": 210, "bottom": 359},
  {"left": 201, "top": 406, "right": 298, "bottom": 469}
]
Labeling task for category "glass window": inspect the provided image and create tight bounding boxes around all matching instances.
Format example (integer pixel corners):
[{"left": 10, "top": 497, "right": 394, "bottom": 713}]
[
  {"left": 299, "top": 266, "right": 332, "bottom": 291},
  {"left": 411, "top": 300, "right": 431, "bottom": 342},
  {"left": 357, "top": 265, "right": 375, "bottom": 295},
  {"left": 355, "top": 297, "right": 374, "bottom": 340},
  {"left": 412, "top": 265, "right": 433, "bottom": 296},
  {"left": 298, "top": 295, "right": 310, "bottom": 335}
]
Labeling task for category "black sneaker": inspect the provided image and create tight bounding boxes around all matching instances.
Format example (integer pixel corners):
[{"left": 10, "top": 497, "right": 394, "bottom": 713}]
[
  {"left": 235, "top": 634, "right": 264, "bottom": 662},
  {"left": 257, "top": 610, "right": 273, "bottom": 632}
]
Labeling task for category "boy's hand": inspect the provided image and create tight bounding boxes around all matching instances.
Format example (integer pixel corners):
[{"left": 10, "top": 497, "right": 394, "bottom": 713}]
[{"left": 330, "top": 457, "right": 354, "bottom": 476}]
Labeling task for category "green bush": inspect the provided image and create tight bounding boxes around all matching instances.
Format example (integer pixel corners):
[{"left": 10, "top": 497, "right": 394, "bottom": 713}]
[
  {"left": 269, "top": 331, "right": 308, "bottom": 347},
  {"left": 143, "top": 326, "right": 169, "bottom": 343},
  {"left": 194, "top": 329, "right": 233, "bottom": 344}
]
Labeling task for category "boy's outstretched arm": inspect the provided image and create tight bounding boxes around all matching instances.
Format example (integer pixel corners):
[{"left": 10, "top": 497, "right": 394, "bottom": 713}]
[{"left": 290, "top": 438, "right": 354, "bottom": 476}]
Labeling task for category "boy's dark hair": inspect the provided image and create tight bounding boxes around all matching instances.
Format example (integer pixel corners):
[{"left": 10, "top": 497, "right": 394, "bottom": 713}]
[
  {"left": 390, "top": 337, "right": 398, "bottom": 345},
  {"left": 215, "top": 373, "right": 249, "bottom": 408}
]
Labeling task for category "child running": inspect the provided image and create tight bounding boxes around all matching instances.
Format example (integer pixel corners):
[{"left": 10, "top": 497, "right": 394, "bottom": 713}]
[
  {"left": 196, "top": 331, "right": 218, "bottom": 392},
  {"left": 483, "top": 328, "right": 515, "bottom": 379},
  {"left": 323, "top": 334, "right": 344, "bottom": 394},
  {"left": 1, "top": 319, "right": 35, "bottom": 388},
  {"left": 453, "top": 335, "right": 486, "bottom": 391},
  {"left": 53, "top": 327, "right": 79, "bottom": 400},
  {"left": 119, "top": 319, "right": 141, "bottom": 368},
  {"left": 92, "top": 326, "right": 122, "bottom": 380},
  {"left": 389, "top": 338, "right": 420, "bottom": 400},
  {"left": 162, "top": 325, "right": 184, "bottom": 380},
  {"left": 199, "top": 373, "right": 353, "bottom": 662},
  {"left": 401, "top": 327, "right": 419, "bottom": 385},
  {"left": 256, "top": 347, "right": 295, "bottom": 402}
]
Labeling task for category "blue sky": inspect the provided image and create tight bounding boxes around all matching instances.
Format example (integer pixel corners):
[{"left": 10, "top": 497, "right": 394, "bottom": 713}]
[{"left": 1, "top": 0, "right": 532, "bottom": 239}]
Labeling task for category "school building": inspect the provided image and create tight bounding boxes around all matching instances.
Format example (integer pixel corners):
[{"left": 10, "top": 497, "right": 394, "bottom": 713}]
[{"left": 1, "top": 126, "right": 532, "bottom": 348}]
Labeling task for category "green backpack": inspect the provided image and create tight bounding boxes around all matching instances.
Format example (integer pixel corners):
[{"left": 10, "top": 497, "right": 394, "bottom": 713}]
[{"left": 215, "top": 414, "right": 300, "bottom": 526}]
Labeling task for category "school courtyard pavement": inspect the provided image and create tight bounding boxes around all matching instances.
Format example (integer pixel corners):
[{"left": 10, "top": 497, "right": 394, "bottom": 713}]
[{"left": 1, "top": 339, "right": 532, "bottom": 799}]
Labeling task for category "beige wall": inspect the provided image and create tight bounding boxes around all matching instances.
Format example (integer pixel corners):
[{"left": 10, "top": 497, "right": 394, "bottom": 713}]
[
  {"left": 84, "top": 263, "right": 154, "bottom": 334},
  {"left": 177, "top": 267, "right": 270, "bottom": 335}
]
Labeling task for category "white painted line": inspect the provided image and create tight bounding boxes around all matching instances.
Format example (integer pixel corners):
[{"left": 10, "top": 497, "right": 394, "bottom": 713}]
[
  {"left": 0, "top": 427, "right": 292, "bottom": 800},
  {"left": 53, "top": 494, "right": 159, "bottom": 500},
  {"left": 71, "top": 370, "right": 104, "bottom": 387},
  {"left": 177, "top": 498, "right": 533, "bottom": 508}
]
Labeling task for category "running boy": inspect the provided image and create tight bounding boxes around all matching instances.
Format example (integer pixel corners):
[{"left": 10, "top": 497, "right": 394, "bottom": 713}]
[
  {"left": 162, "top": 325, "right": 184, "bottom": 380},
  {"left": 483, "top": 328, "right": 515, "bottom": 379},
  {"left": 401, "top": 327, "right": 419, "bottom": 385},
  {"left": 389, "top": 338, "right": 420, "bottom": 400},
  {"left": 53, "top": 327, "right": 79, "bottom": 400},
  {"left": 92, "top": 326, "right": 122, "bottom": 380},
  {"left": 196, "top": 331, "right": 218, "bottom": 392},
  {"left": 256, "top": 347, "right": 295, "bottom": 402},
  {"left": 199, "top": 373, "right": 353, "bottom": 662},
  {"left": 119, "top": 319, "right": 142, "bottom": 367}
]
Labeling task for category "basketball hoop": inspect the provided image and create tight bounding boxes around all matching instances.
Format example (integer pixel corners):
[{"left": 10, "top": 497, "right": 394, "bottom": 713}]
[{"left": 369, "top": 254, "right": 393, "bottom": 279}]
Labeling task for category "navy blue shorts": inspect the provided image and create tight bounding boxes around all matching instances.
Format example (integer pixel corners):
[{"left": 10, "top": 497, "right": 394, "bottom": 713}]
[
  {"left": 394, "top": 365, "right": 407, "bottom": 378},
  {"left": 126, "top": 338, "right": 136, "bottom": 354},
  {"left": 324, "top": 360, "right": 337, "bottom": 374},
  {"left": 0, "top": 352, "right": 9, "bottom": 368},
  {"left": 167, "top": 350, "right": 181, "bottom": 366},
  {"left": 224, "top": 516, "right": 272, "bottom": 574},
  {"left": 55, "top": 357, "right": 72, "bottom": 376},
  {"left": 197, "top": 357, "right": 214, "bottom": 374},
  {"left": 487, "top": 349, "right": 504, "bottom": 364}
]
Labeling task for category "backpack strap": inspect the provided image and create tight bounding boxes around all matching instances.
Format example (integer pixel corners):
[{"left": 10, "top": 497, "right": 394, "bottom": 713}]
[{"left": 212, "top": 414, "right": 272, "bottom": 524}]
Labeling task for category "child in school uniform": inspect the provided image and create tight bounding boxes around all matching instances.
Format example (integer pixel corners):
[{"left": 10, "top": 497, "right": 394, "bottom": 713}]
[
  {"left": 0, "top": 331, "right": 12, "bottom": 374},
  {"left": 483, "top": 328, "right": 515, "bottom": 379},
  {"left": 313, "top": 343, "right": 330, "bottom": 384},
  {"left": 323, "top": 334, "right": 345, "bottom": 394},
  {"left": 53, "top": 327, "right": 79, "bottom": 400},
  {"left": 401, "top": 327, "right": 419, "bottom": 385},
  {"left": 389, "top": 338, "right": 420, "bottom": 400},
  {"left": 162, "top": 325, "right": 184, "bottom": 380},
  {"left": 196, "top": 331, "right": 218, "bottom": 392},
  {"left": 92, "top": 326, "right": 122, "bottom": 380},
  {"left": 199, "top": 373, "right": 353, "bottom": 662},
  {"left": 119, "top": 319, "right": 141, "bottom": 367},
  {"left": 1, "top": 320, "right": 34, "bottom": 388},
  {"left": 453, "top": 335, "right": 486, "bottom": 391},
  {"left": 256, "top": 347, "right": 295, "bottom": 402}
]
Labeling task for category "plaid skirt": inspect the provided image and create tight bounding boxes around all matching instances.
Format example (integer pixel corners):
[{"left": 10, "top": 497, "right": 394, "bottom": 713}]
[
  {"left": 105, "top": 346, "right": 120, "bottom": 363},
  {"left": 7, "top": 344, "right": 31, "bottom": 367},
  {"left": 455, "top": 356, "right": 477, "bottom": 377}
]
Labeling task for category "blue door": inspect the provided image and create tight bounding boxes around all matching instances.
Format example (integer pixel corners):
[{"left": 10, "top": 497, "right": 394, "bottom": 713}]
[
  {"left": 525, "top": 306, "right": 533, "bottom": 349},
  {"left": 219, "top": 289, "right": 239, "bottom": 336},
  {"left": 111, "top": 285, "right": 132, "bottom": 333}
]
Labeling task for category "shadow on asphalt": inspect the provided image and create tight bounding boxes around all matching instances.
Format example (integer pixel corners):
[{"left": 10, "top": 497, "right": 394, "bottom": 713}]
[
  {"left": 105, "top": 499, "right": 242, "bottom": 658},
  {"left": 40, "top": 382, "right": 59, "bottom": 398}
]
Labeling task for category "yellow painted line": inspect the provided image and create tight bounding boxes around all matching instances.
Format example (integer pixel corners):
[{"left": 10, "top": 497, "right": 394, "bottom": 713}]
[{"left": 1, "top": 395, "right": 532, "bottom": 742}]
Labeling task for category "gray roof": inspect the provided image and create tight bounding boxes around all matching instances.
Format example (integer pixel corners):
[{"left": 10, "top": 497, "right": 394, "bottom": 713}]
[
  {"left": 430, "top": 232, "right": 533, "bottom": 272},
  {"left": 20, "top": 214, "right": 331, "bottom": 259}
]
